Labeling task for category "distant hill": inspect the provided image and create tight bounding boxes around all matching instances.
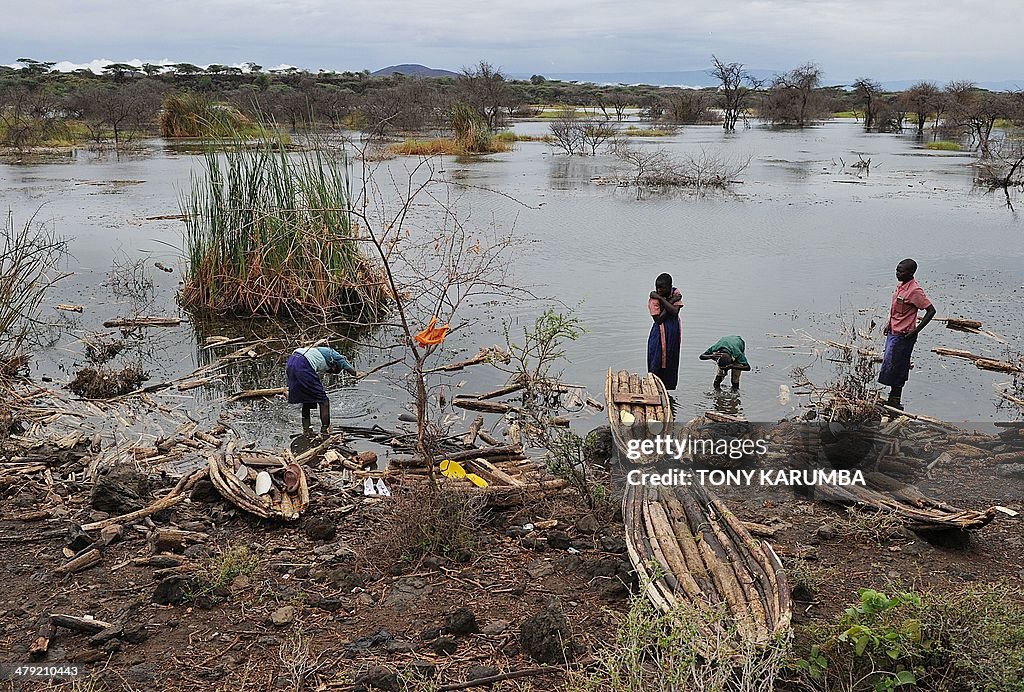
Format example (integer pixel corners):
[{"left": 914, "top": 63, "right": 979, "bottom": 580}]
[{"left": 371, "top": 64, "right": 459, "bottom": 78}]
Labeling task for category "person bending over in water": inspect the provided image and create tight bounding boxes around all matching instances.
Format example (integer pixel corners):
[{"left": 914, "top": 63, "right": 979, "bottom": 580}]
[
  {"left": 879, "top": 258, "right": 936, "bottom": 410},
  {"left": 700, "top": 336, "right": 751, "bottom": 389},
  {"left": 647, "top": 273, "right": 683, "bottom": 390},
  {"left": 286, "top": 346, "right": 358, "bottom": 435}
]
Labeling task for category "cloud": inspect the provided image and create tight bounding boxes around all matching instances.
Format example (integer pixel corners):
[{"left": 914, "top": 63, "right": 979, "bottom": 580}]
[{"left": 1, "top": 0, "right": 1021, "bottom": 81}]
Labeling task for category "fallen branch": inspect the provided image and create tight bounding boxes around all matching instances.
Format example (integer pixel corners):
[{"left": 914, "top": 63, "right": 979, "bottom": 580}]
[
  {"left": 435, "top": 666, "right": 562, "bottom": 691},
  {"left": 228, "top": 387, "right": 287, "bottom": 402},
  {"left": 975, "top": 358, "right": 1022, "bottom": 374},
  {"left": 102, "top": 316, "right": 182, "bottom": 328}
]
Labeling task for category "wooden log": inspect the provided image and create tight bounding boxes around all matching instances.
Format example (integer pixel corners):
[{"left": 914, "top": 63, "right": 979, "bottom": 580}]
[
  {"left": 740, "top": 521, "right": 778, "bottom": 538},
  {"left": 56, "top": 548, "right": 101, "bottom": 574},
  {"left": 473, "top": 383, "right": 526, "bottom": 401},
  {"left": 942, "top": 318, "right": 983, "bottom": 330},
  {"left": 228, "top": 387, "right": 287, "bottom": 402},
  {"left": 975, "top": 358, "right": 1022, "bottom": 374},
  {"left": 452, "top": 398, "right": 517, "bottom": 414},
  {"left": 478, "top": 430, "right": 501, "bottom": 446},
  {"left": 29, "top": 620, "right": 56, "bottom": 658},
  {"left": 932, "top": 347, "right": 987, "bottom": 361},
  {"left": 102, "top": 316, "right": 181, "bottom": 328},
  {"left": 585, "top": 397, "right": 604, "bottom": 412},
  {"left": 463, "top": 457, "right": 525, "bottom": 487},
  {"left": 462, "top": 416, "right": 485, "bottom": 446},
  {"left": 148, "top": 529, "right": 208, "bottom": 554},
  {"left": 50, "top": 614, "right": 113, "bottom": 634},
  {"left": 55, "top": 303, "right": 84, "bottom": 313}
]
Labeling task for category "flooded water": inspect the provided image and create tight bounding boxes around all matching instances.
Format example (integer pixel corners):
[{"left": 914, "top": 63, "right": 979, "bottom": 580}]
[{"left": 3, "top": 119, "right": 1022, "bottom": 450}]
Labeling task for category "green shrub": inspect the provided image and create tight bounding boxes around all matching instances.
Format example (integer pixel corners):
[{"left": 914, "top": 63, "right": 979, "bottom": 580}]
[{"left": 925, "top": 140, "right": 961, "bottom": 151}]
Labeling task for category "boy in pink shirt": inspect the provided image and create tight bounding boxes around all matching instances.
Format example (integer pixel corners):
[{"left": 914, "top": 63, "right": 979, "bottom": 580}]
[{"left": 879, "top": 259, "right": 936, "bottom": 410}]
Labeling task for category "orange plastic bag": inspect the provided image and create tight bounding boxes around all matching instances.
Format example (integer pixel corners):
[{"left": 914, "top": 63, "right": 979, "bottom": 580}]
[{"left": 414, "top": 316, "right": 449, "bottom": 347}]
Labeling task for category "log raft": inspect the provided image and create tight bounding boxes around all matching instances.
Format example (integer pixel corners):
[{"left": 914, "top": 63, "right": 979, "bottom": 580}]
[
  {"left": 623, "top": 482, "right": 791, "bottom": 647},
  {"left": 605, "top": 369, "right": 672, "bottom": 465}
]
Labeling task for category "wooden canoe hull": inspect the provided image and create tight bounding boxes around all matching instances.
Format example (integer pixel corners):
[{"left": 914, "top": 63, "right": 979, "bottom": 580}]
[
  {"left": 606, "top": 368, "right": 672, "bottom": 465},
  {"left": 208, "top": 445, "right": 309, "bottom": 521},
  {"left": 623, "top": 481, "right": 791, "bottom": 646}
]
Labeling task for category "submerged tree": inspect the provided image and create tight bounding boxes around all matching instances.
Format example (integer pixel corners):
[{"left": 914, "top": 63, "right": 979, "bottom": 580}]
[
  {"left": 711, "top": 56, "right": 762, "bottom": 131},
  {"left": 763, "top": 63, "right": 827, "bottom": 127},
  {"left": 851, "top": 77, "right": 884, "bottom": 131}
]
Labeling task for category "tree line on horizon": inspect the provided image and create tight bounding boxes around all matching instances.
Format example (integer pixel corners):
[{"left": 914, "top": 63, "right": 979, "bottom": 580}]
[{"left": 1, "top": 56, "right": 1021, "bottom": 162}]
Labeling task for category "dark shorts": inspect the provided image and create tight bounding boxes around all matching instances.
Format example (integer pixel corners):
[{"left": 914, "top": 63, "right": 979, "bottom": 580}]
[
  {"left": 287, "top": 353, "right": 328, "bottom": 404},
  {"left": 878, "top": 333, "right": 916, "bottom": 387}
]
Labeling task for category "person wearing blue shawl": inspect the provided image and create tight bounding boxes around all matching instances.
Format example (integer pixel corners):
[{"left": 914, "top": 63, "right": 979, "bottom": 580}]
[{"left": 286, "top": 346, "right": 357, "bottom": 434}]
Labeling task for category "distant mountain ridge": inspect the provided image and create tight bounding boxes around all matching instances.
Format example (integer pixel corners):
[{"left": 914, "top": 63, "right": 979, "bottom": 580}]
[{"left": 371, "top": 63, "right": 459, "bottom": 78}]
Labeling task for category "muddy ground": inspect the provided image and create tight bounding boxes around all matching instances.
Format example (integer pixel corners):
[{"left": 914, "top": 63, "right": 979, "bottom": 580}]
[{"left": 2, "top": 425, "right": 1023, "bottom": 692}]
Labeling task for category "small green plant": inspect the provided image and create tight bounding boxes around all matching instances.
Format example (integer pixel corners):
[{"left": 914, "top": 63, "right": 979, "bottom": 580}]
[
  {"left": 795, "top": 584, "right": 1024, "bottom": 691},
  {"left": 925, "top": 140, "right": 961, "bottom": 151},
  {"left": 545, "top": 429, "right": 614, "bottom": 515},
  {"left": 187, "top": 544, "right": 262, "bottom": 603}
]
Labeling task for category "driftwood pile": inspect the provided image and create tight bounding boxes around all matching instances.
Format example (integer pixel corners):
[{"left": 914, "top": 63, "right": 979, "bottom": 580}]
[
  {"left": 624, "top": 481, "right": 791, "bottom": 646},
  {"left": 385, "top": 443, "right": 568, "bottom": 507}
]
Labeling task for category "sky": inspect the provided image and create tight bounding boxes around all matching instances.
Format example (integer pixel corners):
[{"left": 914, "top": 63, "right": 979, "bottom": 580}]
[{"left": 3, "top": 0, "right": 1022, "bottom": 83}]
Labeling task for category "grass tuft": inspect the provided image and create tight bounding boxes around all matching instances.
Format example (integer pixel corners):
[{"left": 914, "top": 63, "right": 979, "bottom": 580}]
[{"left": 925, "top": 140, "right": 961, "bottom": 151}]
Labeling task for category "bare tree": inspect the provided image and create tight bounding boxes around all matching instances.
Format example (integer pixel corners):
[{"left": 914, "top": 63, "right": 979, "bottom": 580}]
[
  {"left": 457, "top": 61, "right": 509, "bottom": 131},
  {"left": 579, "top": 118, "right": 616, "bottom": 155},
  {"left": 764, "top": 63, "right": 826, "bottom": 126},
  {"left": 711, "top": 56, "right": 761, "bottom": 131},
  {"left": 902, "top": 81, "right": 942, "bottom": 136},
  {"left": 946, "top": 82, "right": 1011, "bottom": 157},
  {"left": 548, "top": 107, "right": 582, "bottom": 155},
  {"left": 661, "top": 89, "right": 718, "bottom": 125},
  {"left": 66, "top": 80, "right": 163, "bottom": 148},
  {"left": 615, "top": 144, "right": 749, "bottom": 192},
  {"left": 851, "top": 78, "right": 883, "bottom": 131}
]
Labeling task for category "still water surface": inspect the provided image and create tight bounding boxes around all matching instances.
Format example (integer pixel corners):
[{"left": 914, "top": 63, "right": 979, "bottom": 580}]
[{"left": 2, "top": 119, "right": 1021, "bottom": 449}]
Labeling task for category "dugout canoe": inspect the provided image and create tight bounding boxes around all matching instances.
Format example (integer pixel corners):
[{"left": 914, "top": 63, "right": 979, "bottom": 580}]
[
  {"left": 623, "top": 481, "right": 791, "bottom": 646},
  {"left": 605, "top": 369, "right": 672, "bottom": 465},
  {"left": 208, "top": 442, "right": 309, "bottom": 520}
]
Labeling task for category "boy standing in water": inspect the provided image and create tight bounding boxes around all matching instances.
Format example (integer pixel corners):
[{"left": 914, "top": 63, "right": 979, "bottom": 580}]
[
  {"left": 879, "top": 259, "right": 936, "bottom": 410},
  {"left": 648, "top": 273, "right": 683, "bottom": 390},
  {"left": 699, "top": 336, "right": 751, "bottom": 389},
  {"left": 286, "top": 346, "right": 358, "bottom": 435}
]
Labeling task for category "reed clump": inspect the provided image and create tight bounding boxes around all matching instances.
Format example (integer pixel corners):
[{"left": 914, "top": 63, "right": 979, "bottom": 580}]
[
  {"left": 179, "top": 134, "right": 387, "bottom": 318},
  {"left": 159, "top": 92, "right": 265, "bottom": 139}
]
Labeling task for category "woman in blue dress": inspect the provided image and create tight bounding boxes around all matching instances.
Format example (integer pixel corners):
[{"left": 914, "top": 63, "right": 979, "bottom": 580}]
[{"left": 647, "top": 273, "right": 683, "bottom": 390}]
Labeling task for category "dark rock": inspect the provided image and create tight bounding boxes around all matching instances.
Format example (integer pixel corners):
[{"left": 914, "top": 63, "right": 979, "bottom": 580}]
[
  {"left": 344, "top": 629, "right": 393, "bottom": 658},
  {"left": 589, "top": 557, "right": 620, "bottom": 578},
  {"left": 128, "top": 663, "right": 156, "bottom": 683},
  {"left": 312, "top": 597, "right": 344, "bottom": 613},
  {"left": 443, "top": 607, "right": 479, "bottom": 636},
  {"left": 575, "top": 514, "right": 600, "bottom": 535},
  {"left": 404, "top": 659, "right": 437, "bottom": 680},
  {"left": 146, "top": 555, "right": 184, "bottom": 569},
  {"left": 421, "top": 555, "right": 447, "bottom": 570},
  {"left": 420, "top": 626, "right": 442, "bottom": 641},
  {"left": 195, "top": 595, "right": 218, "bottom": 610},
  {"left": 816, "top": 523, "right": 838, "bottom": 540},
  {"left": 354, "top": 665, "right": 400, "bottom": 692},
  {"left": 326, "top": 567, "right": 367, "bottom": 589},
  {"left": 600, "top": 535, "right": 626, "bottom": 553},
  {"left": 584, "top": 426, "right": 614, "bottom": 464},
  {"left": 520, "top": 602, "right": 575, "bottom": 664},
  {"left": 430, "top": 636, "right": 458, "bottom": 656},
  {"left": 304, "top": 518, "right": 337, "bottom": 542},
  {"left": 182, "top": 544, "right": 212, "bottom": 560},
  {"left": 556, "top": 555, "right": 583, "bottom": 573},
  {"left": 66, "top": 525, "right": 96, "bottom": 552},
  {"left": 291, "top": 566, "right": 310, "bottom": 579},
  {"left": 121, "top": 622, "right": 149, "bottom": 644},
  {"left": 467, "top": 665, "right": 500, "bottom": 683},
  {"left": 91, "top": 465, "right": 151, "bottom": 514},
  {"left": 547, "top": 530, "right": 572, "bottom": 550},
  {"left": 384, "top": 640, "right": 416, "bottom": 653},
  {"left": 152, "top": 575, "right": 195, "bottom": 606},
  {"left": 521, "top": 537, "right": 547, "bottom": 551},
  {"left": 89, "top": 625, "right": 124, "bottom": 646},
  {"left": 525, "top": 560, "right": 555, "bottom": 579},
  {"left": 189, "top": 478, "right": 221, "bottom": 502}
]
